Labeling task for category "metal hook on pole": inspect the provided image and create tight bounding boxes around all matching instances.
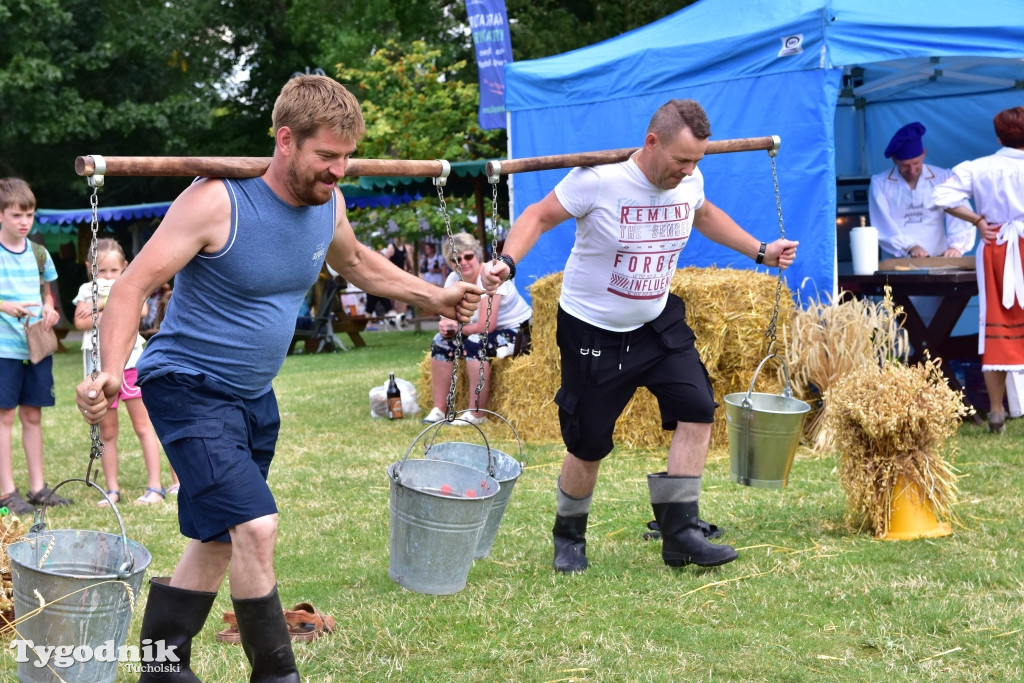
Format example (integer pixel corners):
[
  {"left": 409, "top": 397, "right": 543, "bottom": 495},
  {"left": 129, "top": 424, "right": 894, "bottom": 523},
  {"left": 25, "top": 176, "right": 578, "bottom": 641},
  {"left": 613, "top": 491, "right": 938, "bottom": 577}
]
[
  {"left": 87, "top": 154, "right": 106, "bottom": 188},
  {"left": 487, "top": 160, "right": 502, "bottom": 185},
  {"left": 433, "top": 159, "right": 451, "bottom": 188},
  {"left": 767, "top": 135, "right": 782, "bottom": 158}
]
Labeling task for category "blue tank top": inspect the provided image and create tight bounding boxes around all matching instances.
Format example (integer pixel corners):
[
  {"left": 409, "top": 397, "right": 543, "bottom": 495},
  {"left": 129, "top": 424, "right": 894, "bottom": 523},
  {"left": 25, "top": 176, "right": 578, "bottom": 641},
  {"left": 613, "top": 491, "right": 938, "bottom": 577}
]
[{"left": 137, "top": 177, "right": 336, "bottom": 398}]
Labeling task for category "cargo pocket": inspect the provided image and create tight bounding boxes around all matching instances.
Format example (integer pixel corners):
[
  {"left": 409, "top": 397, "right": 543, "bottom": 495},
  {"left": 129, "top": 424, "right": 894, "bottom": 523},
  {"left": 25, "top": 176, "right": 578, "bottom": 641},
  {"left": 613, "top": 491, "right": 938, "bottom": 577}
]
[
  {"left": 554, "top": 387, "right": 582, "bottom": 453},
  {"left": 160, "top": 418, "right": 225, "bottom": 496},
  {"left": 649, "top": 294, "right": 695, "bottom": 351}
]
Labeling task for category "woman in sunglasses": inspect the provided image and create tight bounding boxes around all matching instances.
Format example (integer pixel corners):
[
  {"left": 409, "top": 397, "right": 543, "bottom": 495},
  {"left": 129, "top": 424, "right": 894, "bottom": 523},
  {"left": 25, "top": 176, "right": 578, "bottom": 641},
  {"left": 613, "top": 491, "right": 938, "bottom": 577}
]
[{"left": 423, "top": 231, "right": 532, "bottom": 425}]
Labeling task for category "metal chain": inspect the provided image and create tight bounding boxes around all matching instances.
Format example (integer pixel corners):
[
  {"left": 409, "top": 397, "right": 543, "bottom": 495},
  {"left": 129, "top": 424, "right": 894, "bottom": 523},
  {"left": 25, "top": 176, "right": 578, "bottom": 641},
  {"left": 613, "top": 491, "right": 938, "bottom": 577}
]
[
  {"left": 470, "top": 180, "right": 502, "bottom": 408},
  {"left": 87, "top": 187, "right": 104, "bottom": 476},
  {"left": 435, "top": 177, "right": 463, "bottom": 421},
  {"left": 763, "top": 153, "right": 786, "bottom": 356}
]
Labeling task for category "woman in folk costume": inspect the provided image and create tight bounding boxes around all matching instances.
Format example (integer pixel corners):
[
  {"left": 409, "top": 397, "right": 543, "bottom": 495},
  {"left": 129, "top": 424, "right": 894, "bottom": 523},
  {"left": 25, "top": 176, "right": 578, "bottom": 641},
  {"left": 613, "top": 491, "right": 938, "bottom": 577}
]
[{"left": 931, "top": 106, "right": 1024, "bottom": 433}]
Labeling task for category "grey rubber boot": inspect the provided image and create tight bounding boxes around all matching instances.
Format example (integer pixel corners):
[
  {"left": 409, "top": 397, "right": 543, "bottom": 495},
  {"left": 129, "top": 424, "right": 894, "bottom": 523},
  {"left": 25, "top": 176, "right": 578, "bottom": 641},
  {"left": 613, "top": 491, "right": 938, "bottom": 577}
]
[{"left": 648, "top": 472, "right": 737, "bottom": 568}]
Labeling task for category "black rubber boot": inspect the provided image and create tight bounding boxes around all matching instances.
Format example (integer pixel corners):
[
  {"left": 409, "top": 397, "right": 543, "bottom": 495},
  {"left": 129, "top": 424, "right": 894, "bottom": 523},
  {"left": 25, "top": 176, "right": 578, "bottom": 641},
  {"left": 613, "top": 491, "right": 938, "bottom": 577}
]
[
  {"left": 552, "top": 513, "right": 589, "bottom": 573},
  {"left": 232, "top": 585, "right": 301, "bottom": 683},
  {"left": 651, "top": 501, "right": 738, "bottom": 568},
  {"left": 138, "top": 577, "right": 217, "bottom": 682}
]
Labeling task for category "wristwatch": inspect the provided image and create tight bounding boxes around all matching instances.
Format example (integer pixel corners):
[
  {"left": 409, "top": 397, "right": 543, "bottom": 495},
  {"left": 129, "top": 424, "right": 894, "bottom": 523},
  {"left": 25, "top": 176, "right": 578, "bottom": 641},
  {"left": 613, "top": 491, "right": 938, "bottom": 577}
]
[
  {"left": 755, "top": 242, "right": 767, "bottom": 265},
  {"left": 497, "top": 254, "right": 517, "bottom": 280}
]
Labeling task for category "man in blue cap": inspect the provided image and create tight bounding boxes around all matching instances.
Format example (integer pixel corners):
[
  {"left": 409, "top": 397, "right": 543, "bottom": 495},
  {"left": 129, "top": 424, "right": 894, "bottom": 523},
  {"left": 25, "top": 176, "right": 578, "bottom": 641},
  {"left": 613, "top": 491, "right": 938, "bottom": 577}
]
[{"left": 869, "top": 122, "right": 974, "bottom": 260}]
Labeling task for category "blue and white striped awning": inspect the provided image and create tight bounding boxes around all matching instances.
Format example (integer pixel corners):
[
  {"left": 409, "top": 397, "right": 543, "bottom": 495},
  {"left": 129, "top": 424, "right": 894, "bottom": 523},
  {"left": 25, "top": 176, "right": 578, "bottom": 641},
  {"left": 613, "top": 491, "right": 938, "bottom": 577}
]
[{"left": 33, "top": 187, "right": 421, "bottom": 234}]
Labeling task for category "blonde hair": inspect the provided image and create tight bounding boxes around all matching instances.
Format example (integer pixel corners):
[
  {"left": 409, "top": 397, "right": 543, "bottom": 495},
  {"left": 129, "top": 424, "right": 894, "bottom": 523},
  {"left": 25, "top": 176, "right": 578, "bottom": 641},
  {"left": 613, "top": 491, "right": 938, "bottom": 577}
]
[
  {"left": 93, "top": 238, "right": 127, "bottom": 275},
  {"left": 0, "top": 177, "right": 36, "bottom": 212},
  {"left": 272, "top": 75, "right": 366, "bottom": 147},
  {"left": 441, "top": 232, "right": 483, "bottom": 268}
]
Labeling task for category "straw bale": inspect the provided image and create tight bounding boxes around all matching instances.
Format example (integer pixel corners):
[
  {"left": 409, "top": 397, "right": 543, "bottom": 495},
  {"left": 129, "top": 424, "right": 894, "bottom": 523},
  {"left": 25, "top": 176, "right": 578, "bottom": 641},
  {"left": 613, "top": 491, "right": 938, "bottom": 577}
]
[
  {"left": 825, "top": 356, "right": 967, "bottom": 537},
  {"left": 416, "top": 352, "right": 515, "bottom": 420},
  {"left": 0, "top": 515, "right": 27, "bottom": 632},
  {"left": 421, "top": 267, "right": 793, "bottom": 452}
]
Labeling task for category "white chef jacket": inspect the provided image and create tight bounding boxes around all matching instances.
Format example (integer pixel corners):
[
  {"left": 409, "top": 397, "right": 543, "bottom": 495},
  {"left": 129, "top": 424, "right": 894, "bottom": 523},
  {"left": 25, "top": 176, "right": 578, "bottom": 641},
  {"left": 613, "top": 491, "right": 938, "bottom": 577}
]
[{"left": 869, "top": 164, "right": 974, "bottom": 258}]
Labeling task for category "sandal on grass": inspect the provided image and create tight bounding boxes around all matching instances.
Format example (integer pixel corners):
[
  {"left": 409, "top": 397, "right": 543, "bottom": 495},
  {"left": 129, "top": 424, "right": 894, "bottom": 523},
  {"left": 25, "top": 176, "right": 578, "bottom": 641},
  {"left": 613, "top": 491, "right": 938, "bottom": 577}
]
[
  {"left": 97, "top": 490, "right": 121, "bottom": 508},
  {"left": 135, "top": 487, "right": 166, "bottom": 505},
  {"left": 216, "top": 611, "right": 242, "bottom": 644},
  {"left": 284, "top": 602, "right": 336, "bottom": 642},
  {"left": 216, "top": 603, "right": 336, "bottom": 644},
  {"left": 167, "top": 483, "right": 180, "bottom": 496}
]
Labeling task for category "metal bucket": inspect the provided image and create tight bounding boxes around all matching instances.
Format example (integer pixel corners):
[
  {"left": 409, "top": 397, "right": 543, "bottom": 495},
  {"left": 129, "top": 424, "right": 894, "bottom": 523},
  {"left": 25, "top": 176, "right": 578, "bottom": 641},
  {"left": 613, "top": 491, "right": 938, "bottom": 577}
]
[
  {"left": 725, "top": 354, "right": 811, "bottom": 488},
  {"left": 425, "top": 409, "right": 526, "bottom": 559},
  {"left": 6, "top": 481, "right": 152, "bottom": 683},
  {"left": 388, "top": 421, "right": 499, "bottom": 595}
]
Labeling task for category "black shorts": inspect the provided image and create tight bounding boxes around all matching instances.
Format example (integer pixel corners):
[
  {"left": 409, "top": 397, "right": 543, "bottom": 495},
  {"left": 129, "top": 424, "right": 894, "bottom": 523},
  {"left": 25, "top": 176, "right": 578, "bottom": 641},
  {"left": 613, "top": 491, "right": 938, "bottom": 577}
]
[{"left": 554, "top": 294, "right": 717, "bottom": 462}]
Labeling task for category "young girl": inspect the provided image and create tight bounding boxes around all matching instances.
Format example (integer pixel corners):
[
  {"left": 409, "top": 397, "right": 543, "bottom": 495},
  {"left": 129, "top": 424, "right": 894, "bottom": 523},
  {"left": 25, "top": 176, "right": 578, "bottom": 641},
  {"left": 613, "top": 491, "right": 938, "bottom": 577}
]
[{"left": 73, "top": 239, "right": 178, "bottom": 505}]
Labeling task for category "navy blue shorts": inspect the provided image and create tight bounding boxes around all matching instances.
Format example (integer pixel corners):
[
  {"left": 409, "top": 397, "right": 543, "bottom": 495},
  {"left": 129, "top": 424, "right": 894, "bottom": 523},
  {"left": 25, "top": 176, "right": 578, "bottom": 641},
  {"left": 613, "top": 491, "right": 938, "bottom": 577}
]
[
  {"left": 554, "top": 294, "right": 717, "bottom": 462},
  {"left": 141, "top": 372, "right": 280, "bottom": 543},
  {"left": 0, "top": 357, "right": 55, "bottom": 409}
]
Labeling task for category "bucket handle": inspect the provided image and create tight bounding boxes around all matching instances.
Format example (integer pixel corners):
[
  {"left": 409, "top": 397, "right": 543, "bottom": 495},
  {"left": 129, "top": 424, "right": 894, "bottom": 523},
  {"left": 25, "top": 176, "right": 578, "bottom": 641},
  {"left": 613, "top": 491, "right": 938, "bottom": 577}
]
[
  {"left": 393, "top": 418, "right": 494, "bottom": 483},
  {"left": 29, "top": 478, "right": 135, "bottom": 580},
  {"left": 742, "top": 353, "right": 795, "bottom": 410},
  {"left": 425, "top": 408, "right": 527, "bottom": 469}
]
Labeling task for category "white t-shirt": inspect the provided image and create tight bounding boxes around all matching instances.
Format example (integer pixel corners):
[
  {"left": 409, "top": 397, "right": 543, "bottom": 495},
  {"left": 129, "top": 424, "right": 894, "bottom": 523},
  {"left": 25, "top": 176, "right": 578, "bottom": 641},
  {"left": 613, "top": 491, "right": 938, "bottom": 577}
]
[
  {"left": 443, "top": 271, "right": 532, "bottom": 329},
  {"left": 868, "top": 164, "right": 974, "bottom": 258},
  {"left": 554, "top": 158, "right": 704, "bottom": 331},
  {"left": 73, "top": 279, "right": 146, "bottom": 372}
]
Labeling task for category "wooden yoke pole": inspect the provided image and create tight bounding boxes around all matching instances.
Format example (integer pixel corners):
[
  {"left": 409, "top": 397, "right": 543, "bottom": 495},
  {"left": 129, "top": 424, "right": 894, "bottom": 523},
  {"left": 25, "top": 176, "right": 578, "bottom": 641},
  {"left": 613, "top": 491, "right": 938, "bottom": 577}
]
[
  {"left": 486, "top": 136, "right": 780, "bottom": 177},
  {"left": 74, "top": 156, "right": 446, "bottom": 179},
  {"left": 75, "top": 136, "right": 779, "bottom": 180}
]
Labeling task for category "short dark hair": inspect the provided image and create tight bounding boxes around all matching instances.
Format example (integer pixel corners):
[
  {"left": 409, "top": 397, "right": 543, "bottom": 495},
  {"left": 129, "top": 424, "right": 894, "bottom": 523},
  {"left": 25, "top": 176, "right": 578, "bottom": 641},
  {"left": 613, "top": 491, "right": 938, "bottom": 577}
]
[
  {"left": 647, "top": 99, "right": 711, "bottom": 141},
  {"left": 994, "top": 106, "right": 1024, "bottom": 149}
]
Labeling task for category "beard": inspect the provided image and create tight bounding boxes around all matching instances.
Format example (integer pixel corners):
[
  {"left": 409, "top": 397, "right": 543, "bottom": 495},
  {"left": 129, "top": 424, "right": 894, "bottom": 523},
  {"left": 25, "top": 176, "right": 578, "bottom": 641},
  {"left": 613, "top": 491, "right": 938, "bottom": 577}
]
[{"left": 285, "top": 163, "right": 336, "bottom": 206}]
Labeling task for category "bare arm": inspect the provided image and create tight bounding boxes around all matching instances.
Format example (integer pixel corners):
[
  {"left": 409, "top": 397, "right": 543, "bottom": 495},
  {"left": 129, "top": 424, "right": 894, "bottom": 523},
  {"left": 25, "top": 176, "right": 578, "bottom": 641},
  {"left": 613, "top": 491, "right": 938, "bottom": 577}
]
[
  {"left": 76, "top": 178, "right": 230, "bottom": 421},
  {"left": 943, "top": 207, "right": 996, "bottom": 243},
  {"left": 693, "top": 199, "right": 798, "bottom": 269},
  {"left": 480, "top": 190, "right": 572, "bottom": 292},
  {"left": 326, "top": 191, "right": 482, "bottom": 320}
]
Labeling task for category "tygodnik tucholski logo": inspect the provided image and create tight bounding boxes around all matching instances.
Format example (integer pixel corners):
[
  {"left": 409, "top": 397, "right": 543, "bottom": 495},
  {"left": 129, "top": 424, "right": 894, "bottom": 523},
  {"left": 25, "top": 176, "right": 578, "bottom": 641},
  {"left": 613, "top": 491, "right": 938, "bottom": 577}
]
[{"left": 9, "top": 638, "right": 180, "bottom": 673}]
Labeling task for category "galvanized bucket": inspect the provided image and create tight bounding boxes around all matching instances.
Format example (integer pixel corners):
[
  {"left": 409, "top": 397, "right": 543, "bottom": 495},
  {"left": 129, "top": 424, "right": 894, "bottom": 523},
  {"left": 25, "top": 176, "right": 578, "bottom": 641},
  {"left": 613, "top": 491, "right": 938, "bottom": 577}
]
[
  {"left": 388, "top": 421, "right": 499, "bottom": 595},
  {"left": 424, "top": 409, "right": 526, "bottom": 559},
  {"left": 725, "top": 354, "right": 811, "bottom": 488},
  {"left": 6, "top": 481, "right": 152, "bottom": 683}
]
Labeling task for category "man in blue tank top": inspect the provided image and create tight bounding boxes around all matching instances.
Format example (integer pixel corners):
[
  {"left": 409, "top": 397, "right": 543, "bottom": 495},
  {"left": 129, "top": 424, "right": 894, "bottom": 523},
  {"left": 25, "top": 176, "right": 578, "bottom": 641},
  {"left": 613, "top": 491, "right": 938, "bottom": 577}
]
[{"left": 75, "top": 75, "right": 483, "bottom": 682}]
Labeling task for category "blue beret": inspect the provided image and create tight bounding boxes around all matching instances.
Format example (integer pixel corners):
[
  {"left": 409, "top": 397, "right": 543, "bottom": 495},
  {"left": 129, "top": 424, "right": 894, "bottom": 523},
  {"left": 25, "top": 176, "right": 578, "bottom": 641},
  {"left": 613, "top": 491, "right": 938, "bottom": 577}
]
[{"left": 884, "top": 122, "right": 926, "bottom": 160}]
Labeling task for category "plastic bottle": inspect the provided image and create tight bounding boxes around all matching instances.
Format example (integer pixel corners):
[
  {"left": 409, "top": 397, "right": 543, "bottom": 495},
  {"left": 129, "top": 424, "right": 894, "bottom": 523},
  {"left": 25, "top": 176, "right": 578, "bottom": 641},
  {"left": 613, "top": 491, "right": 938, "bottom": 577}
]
[{"left": 386, "top": 372, "right": 404, "bottom": 419}]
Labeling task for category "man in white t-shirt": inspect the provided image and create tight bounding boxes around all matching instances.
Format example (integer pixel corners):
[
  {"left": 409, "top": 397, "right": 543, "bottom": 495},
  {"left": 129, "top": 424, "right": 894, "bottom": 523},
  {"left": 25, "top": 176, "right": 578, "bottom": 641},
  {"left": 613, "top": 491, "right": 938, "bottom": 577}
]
[{"left": 481, "top": 99, "right": 798, "bottom": 573}]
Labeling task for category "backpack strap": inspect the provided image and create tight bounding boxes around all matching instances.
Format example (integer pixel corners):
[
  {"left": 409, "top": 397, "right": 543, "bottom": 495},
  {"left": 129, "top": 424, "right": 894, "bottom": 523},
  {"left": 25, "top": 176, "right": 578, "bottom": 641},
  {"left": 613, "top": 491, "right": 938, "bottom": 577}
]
[{"left": 30, "top": 242, "right": 47, "bottom": 282}]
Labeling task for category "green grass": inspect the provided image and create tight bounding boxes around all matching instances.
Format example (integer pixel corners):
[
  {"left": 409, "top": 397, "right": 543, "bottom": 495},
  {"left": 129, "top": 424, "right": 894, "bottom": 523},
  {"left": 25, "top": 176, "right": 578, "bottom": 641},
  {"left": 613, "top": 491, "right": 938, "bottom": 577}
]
[{"left": 2, "top": 330, "right": 1023, "bottom": 681}]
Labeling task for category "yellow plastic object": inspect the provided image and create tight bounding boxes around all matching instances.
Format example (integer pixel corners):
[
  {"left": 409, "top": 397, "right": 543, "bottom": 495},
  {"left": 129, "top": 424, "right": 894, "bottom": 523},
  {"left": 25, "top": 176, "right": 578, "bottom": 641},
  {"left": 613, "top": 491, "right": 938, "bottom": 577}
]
[{"left": 879, "top": 477, "right": 953, "bottom": 541}]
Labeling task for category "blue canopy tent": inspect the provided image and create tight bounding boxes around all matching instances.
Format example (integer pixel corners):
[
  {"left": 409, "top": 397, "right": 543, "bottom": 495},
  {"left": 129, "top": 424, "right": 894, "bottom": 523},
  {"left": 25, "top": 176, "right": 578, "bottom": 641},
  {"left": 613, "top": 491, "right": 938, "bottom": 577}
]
[{"left": 504, "top": 0, "right": 1024, "bottom": 303}]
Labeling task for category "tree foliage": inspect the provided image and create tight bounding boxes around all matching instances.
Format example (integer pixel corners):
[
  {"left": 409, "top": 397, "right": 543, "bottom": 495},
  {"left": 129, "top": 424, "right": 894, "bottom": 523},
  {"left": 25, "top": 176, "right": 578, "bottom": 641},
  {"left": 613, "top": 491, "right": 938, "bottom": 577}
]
[
  {"left": 337, "top": 40, "right": 503, "bottom": 162},
  {"left": 0, "top": 0, "right": 685, "bottom": 209}
]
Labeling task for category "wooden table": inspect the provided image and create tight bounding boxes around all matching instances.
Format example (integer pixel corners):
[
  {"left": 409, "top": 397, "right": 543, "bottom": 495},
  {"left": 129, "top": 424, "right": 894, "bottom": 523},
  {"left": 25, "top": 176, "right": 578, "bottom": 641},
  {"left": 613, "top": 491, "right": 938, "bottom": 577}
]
[{"left": 838, "top": 270, "right": 981, "bottom": 415}]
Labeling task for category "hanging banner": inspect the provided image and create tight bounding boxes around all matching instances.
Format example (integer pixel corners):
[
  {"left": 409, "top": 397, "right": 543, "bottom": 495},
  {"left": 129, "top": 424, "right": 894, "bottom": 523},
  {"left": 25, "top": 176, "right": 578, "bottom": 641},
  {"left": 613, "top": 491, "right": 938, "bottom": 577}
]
[{"left": 466, "top": 0, "right": 513, "bottom": 129}]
